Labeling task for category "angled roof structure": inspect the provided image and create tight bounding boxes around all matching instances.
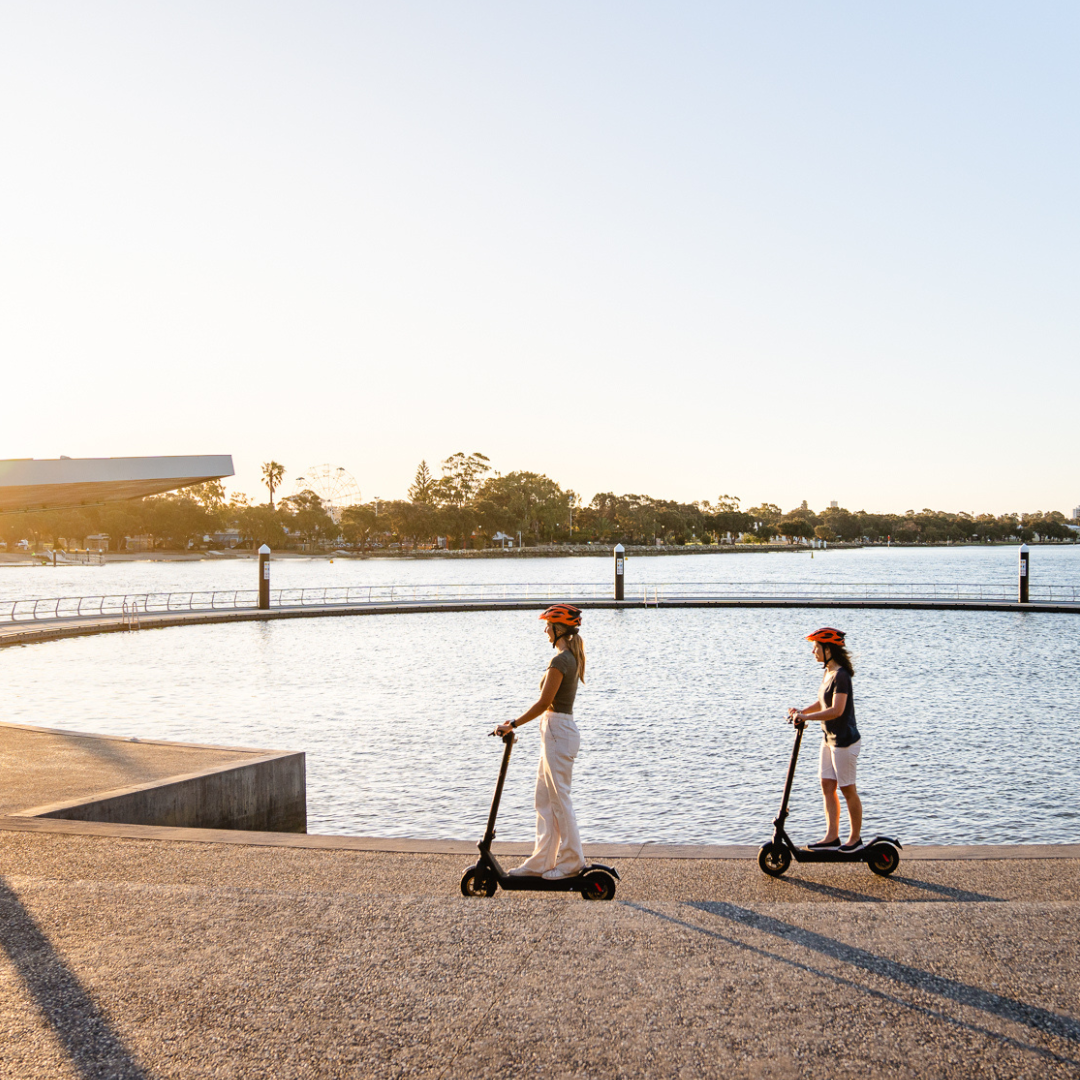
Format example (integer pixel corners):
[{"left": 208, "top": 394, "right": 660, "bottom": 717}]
[{"left": 0, "top": 455, "right": 235, "bottom": 514}]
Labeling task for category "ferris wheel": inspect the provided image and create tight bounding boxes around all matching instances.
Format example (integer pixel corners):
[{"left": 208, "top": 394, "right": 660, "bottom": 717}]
[{"left": 291, "top": 465, "right": 362, "bottom": 521}]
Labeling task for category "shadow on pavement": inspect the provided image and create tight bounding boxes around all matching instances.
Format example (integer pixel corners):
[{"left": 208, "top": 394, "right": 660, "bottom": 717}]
[
  {"left": 773, "top": 874, "right": 1003, "bottom": 904},
  {"left": 622, "top": 900, "right": 1079, "bottom": 1068},
  {"left": 0, "top": 879, "right": 149, "bottom": 1079},
  {"left": 883, "top": 875, "right": 1004, "bottom": 902},
  {"left": 762, "top": 876, "right": 892, "bottom": 903}
]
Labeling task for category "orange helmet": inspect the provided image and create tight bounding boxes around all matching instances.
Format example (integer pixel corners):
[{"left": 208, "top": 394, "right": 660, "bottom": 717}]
[
  {"left": 806, "top": 627, "right": 845, "bottom": 646},
  {"left": 539, "top": 604, "right": 582, "bottom": 628}
]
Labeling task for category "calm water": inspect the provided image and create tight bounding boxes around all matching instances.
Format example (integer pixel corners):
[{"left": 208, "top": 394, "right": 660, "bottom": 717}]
[{"left": 1, "top": 547, "right": 1078, "bottom": 845}]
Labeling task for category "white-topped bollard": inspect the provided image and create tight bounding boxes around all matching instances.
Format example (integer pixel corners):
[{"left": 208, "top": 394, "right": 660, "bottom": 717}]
[
  {"left": 259, "top": 544, "right": 271, "bottom": 610},
  {"left": 1018, "top": 543, "right": 1029, "bottom": 604},
  {"left": 614, "top": 543, "right": 625, "bottom": 602}
]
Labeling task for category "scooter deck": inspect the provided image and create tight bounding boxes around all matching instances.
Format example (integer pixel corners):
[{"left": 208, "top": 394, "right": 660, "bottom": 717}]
[
  {"left": 495, "top": 872, "right": 594, "bottom": 892},
  {"left": 788, "top": 835, "right": 901, "bottom": 864},
  {"left": 480, "top": 850, "right": 620, "bottom": 892},
  {"left": 790, "top": 846, "right": 872, "bottom": 863}
]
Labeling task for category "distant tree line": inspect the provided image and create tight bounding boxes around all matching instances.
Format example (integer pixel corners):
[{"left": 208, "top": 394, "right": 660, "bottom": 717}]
[{"left": 2, "top": 453, "right": 1076, "bottom": 552}]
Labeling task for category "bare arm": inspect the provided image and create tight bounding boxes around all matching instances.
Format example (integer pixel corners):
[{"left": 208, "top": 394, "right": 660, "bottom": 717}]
[
  {"left": 789, "top": 692, "right": 847, "bottom": 724},
  {"left": 495, "top": 668, "right": 563, "bottom": 735}
]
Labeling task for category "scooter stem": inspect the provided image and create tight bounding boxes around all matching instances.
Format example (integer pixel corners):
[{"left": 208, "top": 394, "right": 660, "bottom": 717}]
[
  {"left": 483, "top": 731, "right": 515, "bottom": 846},
  {"left": 777, "top": 721, "right": 805, "bottom": 821}
]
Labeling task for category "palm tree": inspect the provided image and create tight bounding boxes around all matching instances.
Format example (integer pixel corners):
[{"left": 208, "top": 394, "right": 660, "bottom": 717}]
[{"left": 261, "top": 461, "right": 285, "bottom": 509}]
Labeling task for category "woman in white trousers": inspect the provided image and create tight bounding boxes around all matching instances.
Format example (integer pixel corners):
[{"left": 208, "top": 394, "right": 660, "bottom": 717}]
[{"left": 495, "top": 604, "right": 587, "bottom": 880}]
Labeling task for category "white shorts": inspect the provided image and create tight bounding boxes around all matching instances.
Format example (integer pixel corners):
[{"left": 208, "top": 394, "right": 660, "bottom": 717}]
[{"left": 819, "top": 738, "right": 861, "bottom": 788}]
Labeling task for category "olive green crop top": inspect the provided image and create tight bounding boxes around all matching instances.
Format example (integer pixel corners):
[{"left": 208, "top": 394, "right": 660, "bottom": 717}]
[{"left": 543, "top": 649, "right": 579, "bottom": 714}]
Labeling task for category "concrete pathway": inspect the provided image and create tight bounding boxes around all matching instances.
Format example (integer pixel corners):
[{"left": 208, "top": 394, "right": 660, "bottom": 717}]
[{"left": 1, "top": 827, "right": 1078, "bottom": 1079}]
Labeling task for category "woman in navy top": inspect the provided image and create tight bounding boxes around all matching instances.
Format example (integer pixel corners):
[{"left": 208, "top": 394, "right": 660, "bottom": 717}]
[{"left": 788, "top": 627, "right": 864, "bottom": 851}]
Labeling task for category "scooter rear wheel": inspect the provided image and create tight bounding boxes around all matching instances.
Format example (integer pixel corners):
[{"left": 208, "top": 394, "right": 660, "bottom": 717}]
[
  {"left": 579, "top": 869, "right": 617, "bottom": 901},
  {"left": 866, "top": 842, "right": 900, "bottom": 877},
  {"left": 758, "top": 843, "right": 792, "bottom": 878},
  {"left": 460, "top": 866, "right": 497, "bottom": 897}
]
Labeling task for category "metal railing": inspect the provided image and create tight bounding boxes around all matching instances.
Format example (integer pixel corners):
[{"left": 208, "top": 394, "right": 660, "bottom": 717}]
[{"left": 2, "top": 581, "right": 1080, "bottom": 624}]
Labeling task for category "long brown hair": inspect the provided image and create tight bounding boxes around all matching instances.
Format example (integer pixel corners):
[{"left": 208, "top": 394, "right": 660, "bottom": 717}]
[{"left": 825, "top": 643, "right": 854, "bottom": 677}]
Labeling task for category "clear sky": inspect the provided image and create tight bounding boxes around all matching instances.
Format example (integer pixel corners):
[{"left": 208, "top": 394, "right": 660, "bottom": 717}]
[{"left": 2, "top": 3, "right": 1077, "bottom": 515}]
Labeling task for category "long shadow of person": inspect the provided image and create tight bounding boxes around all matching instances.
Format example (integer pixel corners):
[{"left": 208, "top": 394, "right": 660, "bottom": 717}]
[
  {"left": 769, "top": 873, "right": 1004, "bottom": 904},
  {"left": 0, "top": 878, "right": 149, "bottom": 1079}
]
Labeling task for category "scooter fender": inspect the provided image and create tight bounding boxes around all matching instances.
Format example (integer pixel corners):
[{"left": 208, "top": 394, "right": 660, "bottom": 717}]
[
  {"left": 582, "top": 862, "right": 620, "bottom": 880},
  {"left": 865, "top": 836, "right": 902, "bottom": 850}
]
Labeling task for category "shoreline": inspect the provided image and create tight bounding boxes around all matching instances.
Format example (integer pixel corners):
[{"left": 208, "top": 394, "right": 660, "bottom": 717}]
[
  {"left": 3, "top": 540, "right": 1074, "bottom": 567},
  {"left": 0, "top": 544, "right": 849, "bottom": 565}
]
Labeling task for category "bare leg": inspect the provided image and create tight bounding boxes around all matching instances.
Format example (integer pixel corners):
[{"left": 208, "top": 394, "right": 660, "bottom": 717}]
[
  {"left": 840, "top": 784, "right": 862, "bottom": 843},
  {"left": 820, "top": 778, "right": 840, "bottom": 842}
]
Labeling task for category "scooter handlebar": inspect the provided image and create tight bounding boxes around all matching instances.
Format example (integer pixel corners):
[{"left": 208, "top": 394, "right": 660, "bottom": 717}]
[{"left": 489, "top": 728, "right": 516, "bottom": 744}]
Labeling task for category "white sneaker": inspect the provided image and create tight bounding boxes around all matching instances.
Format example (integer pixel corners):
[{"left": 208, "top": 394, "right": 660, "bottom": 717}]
[
  {"left": 508, "top": 865, "right": 542, "bottom": 877},
  {"left": 541, "top": 866, "right": 583, "bottom": 881}
]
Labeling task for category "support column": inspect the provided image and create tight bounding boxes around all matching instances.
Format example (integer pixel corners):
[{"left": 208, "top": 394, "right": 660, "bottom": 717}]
[
  {"left": 614, "top": 543, "right": 625, "bottom": 602},
  {"left": 1018, "top": 543, "right": 1029, "bottom": 604}
]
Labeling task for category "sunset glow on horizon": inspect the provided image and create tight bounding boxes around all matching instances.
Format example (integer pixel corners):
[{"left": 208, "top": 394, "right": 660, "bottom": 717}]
[{"left": 2, "top": 3, "right": 1077, "bottom": 516}]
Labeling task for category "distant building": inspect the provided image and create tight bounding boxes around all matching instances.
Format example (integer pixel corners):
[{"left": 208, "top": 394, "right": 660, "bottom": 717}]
[
  {"left": 829, "top": 500, "right": 838, "bottom": 509},
  {"left": 1073, "top": 506, "right": 1080, "bottom": 520}
]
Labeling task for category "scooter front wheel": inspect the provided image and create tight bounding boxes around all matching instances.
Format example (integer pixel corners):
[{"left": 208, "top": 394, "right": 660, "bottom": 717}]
[
  {"left": 460, "top": 866, "right": 497, "bottom": 897},
  {"left": 758, "top": 842, "right": 792, "bottom": 878},
  {"left": 579, "top": 869, "right": 617, "bottom": 901}
]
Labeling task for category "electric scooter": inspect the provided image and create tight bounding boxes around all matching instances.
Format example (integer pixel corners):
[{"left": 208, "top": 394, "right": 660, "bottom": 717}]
[
  {"left": 758, "top": 718, "right": 901, "bottom": 878},
  {"left": 460, "top": 730, "right": 620, "bottom": 901}
]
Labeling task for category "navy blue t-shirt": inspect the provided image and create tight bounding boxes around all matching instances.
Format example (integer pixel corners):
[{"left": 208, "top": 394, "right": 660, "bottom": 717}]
[{"left": 820, "top": 667, "right": 859, "bottom": 748}]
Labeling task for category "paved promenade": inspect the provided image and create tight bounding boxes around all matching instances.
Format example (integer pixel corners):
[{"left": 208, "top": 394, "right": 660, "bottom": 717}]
[
  {"left": 1, "top": 821, "right": 1078, "bottom": 1080},
  {"left": 2, "top": 724, "right": 1078, "bottom": 1077}
]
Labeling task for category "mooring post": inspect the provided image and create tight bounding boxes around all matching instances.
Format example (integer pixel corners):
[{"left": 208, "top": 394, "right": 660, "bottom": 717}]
[
  {"left": 1018, "top": 543, "right": 1029, "bottom": 604},
  {"left": 258, "top": 544, "right": 271, "bottom": 610},
  {"left": 614, "top": 543, "right": 625, "bottom": 601}
]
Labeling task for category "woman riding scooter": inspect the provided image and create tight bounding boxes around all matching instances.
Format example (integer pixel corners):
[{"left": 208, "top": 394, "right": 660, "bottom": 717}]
[
  {"left": 494, "top": 604, "right": 586, "bottom": 880},
  {"left": 788, "top": 627, "right": 864, "bottom": 852}
]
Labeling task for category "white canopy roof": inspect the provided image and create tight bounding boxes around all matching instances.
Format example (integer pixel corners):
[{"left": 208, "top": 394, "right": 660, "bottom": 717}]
[{"left": 0, "top": 455, "right": 234, "bottom": 514}]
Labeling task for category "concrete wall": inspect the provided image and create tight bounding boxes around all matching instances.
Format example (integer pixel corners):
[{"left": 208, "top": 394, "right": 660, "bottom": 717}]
[{"left": 27, "top": 752, "right": 307, "bottom": 833}]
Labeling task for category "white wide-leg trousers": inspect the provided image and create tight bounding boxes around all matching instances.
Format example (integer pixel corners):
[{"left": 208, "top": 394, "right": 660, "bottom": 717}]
[{"left": 517, "top": 711, "right": 585, "bottom": 874}]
